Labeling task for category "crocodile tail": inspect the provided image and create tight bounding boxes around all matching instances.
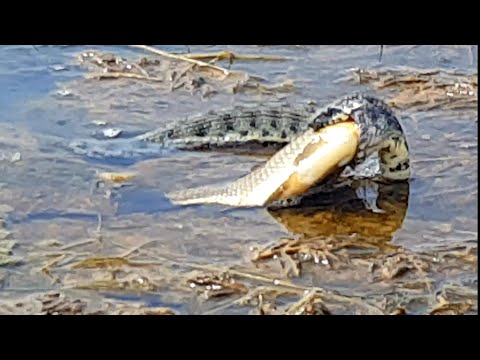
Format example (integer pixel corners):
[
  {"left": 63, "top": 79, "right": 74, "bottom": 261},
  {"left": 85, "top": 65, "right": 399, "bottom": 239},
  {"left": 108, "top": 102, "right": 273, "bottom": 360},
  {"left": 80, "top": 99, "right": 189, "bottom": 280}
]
[{"left": 68, "top": 137, "right": 171, "bottom": 160}]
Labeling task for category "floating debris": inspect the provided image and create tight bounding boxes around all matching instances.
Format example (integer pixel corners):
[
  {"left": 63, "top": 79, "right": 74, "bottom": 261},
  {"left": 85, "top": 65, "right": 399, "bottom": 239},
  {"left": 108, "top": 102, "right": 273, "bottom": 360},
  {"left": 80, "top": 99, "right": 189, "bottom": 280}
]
[
  {"left": 188, "top": 273, "right": 248, "bottom": 299},
  {"left": 340, "top": 67, "right": 477, "bottom": 112},
  {"left": 92, "top": 120, "right": 107, "bottom": 126},
  {"left": 0, "top": 254, "right": 22, "bottom": 267},
  {"left": 0, "top": 152, "right": 22, "bottom": 163},
  {"left": 56, "top": 89, "right": 73, "bottom": 97},
  {"left": 102, "top": 128, "right": 123, "bottom": 138},
  {"left": 72, "top": 256, "right": 131, "bottom": 269},
  {"left": 429, "top": 295, "right": 474, "bottom": 315},
  {"left": 0, "top": 240, "right": 16, "bottom": 255},
  {"left": 72, "top": 48, "right": 295, "bottom": 101},
  {"left": 37, "top": 292, "right": 87, "bottom": 315},
  {"left": 96, "top": 171, "right": 137, "bottom": 183},
  {"left": 50, "top": 64, "right": 67, "bottom": 72}
]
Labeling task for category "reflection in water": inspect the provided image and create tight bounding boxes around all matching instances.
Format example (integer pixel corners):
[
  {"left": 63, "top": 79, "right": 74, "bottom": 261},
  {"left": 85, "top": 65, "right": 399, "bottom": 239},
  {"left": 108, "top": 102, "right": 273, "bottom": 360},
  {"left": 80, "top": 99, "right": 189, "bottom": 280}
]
[{"left": 267, "top": 181, "right": 410, "bottom": 247}]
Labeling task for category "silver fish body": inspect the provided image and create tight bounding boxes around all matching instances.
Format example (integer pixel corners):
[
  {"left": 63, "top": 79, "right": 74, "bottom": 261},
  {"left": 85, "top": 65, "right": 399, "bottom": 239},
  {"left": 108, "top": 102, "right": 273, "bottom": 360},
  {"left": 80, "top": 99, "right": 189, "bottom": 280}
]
[{"left": 166, "top": 121, "right": 360, "bottom": 207}]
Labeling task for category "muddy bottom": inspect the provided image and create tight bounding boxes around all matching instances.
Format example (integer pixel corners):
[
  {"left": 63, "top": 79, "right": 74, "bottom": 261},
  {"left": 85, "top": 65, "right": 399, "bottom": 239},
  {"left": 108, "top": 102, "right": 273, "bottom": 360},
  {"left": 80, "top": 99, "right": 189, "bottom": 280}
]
[{"left": 0, "top": 45, "right": 477, "bottom": 314}]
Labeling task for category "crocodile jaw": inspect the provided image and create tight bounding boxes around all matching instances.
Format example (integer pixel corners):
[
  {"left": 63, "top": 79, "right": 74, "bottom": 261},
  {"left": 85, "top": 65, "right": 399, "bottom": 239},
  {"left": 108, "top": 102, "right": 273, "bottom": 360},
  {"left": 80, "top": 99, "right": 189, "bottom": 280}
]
[{"left": 167, "top": 121, "right": 360, "bottom": 207}]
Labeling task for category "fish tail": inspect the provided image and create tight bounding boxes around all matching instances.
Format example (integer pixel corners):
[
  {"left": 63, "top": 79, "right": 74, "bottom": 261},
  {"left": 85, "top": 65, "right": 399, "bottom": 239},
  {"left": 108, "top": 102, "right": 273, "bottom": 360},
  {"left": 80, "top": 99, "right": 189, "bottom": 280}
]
[{"left": 166, "top": 185, "right": 232, "bottom": 206}]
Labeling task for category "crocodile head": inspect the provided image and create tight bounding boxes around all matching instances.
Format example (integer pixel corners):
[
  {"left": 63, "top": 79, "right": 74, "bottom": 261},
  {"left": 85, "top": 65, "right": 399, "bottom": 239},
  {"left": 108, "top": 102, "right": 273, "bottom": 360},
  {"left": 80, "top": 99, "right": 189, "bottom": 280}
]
[{"left": 309, "top": 94, "right": 411, "bottom": 182}]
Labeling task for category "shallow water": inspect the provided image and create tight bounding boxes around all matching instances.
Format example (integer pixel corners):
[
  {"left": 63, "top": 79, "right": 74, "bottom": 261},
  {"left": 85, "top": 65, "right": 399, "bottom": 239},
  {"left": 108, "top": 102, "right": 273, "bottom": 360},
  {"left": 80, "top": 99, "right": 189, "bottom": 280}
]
[{"left": 0, "top": 45, "right": 477, "bottom": 314}]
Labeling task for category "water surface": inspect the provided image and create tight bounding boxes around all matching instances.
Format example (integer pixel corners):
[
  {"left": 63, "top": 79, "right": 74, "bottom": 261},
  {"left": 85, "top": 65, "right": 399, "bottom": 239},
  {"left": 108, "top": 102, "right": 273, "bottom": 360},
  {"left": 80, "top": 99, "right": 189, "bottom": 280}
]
[{"left": 0, "top": 45, "right": 477, "bottom": 314}]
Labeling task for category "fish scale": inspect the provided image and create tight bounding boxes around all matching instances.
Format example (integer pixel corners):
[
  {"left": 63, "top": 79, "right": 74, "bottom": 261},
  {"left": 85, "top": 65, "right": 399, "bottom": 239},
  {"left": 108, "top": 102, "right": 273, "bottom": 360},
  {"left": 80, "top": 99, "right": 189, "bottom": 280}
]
[
  {"left": 166, "top": 122, "right": 360, "bottom": 207},
  {"left": 67, "top": 94, "right": 410, "bottom": 206},
  {"left": 165, "top": 94, "right": 411, "bottom": 208}
]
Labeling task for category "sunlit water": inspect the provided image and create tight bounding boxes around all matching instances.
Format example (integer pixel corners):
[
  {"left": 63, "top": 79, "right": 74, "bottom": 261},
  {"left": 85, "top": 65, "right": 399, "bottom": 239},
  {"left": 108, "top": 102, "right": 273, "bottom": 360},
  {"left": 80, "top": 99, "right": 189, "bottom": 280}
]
[{"left": 0, "top": 45, "right": 477, "bottom": 314}]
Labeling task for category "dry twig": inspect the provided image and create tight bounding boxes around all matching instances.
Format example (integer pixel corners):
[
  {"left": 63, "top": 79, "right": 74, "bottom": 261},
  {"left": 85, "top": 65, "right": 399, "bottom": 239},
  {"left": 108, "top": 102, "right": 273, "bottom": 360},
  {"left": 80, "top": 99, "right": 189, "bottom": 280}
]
[
  {"left": 129, "top": 45, "right": 232, "bottom": 78},
  {"left": 180, "top": 51, "right": 288, "bottom": 62},
  {"left": 86, "top": 72, "right": 163, "bottom": 82}
]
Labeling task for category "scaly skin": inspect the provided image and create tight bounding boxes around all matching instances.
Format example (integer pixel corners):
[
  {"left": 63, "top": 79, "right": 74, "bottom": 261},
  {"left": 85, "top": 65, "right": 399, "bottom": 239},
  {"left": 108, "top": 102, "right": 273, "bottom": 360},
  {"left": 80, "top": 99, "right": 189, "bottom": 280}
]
[
  {"left": 309, "top": 94, "right": 410, "bottom": 181},
  {"left": 68, "top": 93, "right": 410, "bottom": 208},
  {"left": 167, "top": 121, "right": 361, "bottom": 207},
  {"left": 69, "top": 103, "right": 319, "bottom": 159},
  {"left": 166, "top": 94, "right": 411, "bottom": 208},
  {"left": 138, "top": 103, "right": 318, "bottom": 150}
]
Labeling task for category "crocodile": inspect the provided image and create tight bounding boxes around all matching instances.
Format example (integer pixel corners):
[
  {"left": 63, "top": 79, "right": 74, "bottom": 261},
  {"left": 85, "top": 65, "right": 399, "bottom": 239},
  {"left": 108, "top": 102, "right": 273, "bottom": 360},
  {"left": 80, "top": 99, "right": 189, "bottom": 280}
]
[
  {"left": 69, "top": 102, "right": 320, "bottom": 160},
  {"left": 165, "top": 94, "right": 410, "bottom": 208},
  {"left": 69, "top": 94, "right": 410, "bottom": 209}
]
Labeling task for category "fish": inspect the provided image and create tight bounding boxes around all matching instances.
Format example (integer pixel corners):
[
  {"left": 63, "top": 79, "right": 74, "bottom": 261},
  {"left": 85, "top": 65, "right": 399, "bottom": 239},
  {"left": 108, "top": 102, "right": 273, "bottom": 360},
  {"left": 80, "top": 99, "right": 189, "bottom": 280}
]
[{"left": 166, "top": 120, "right": 360, "bottom": 207}]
